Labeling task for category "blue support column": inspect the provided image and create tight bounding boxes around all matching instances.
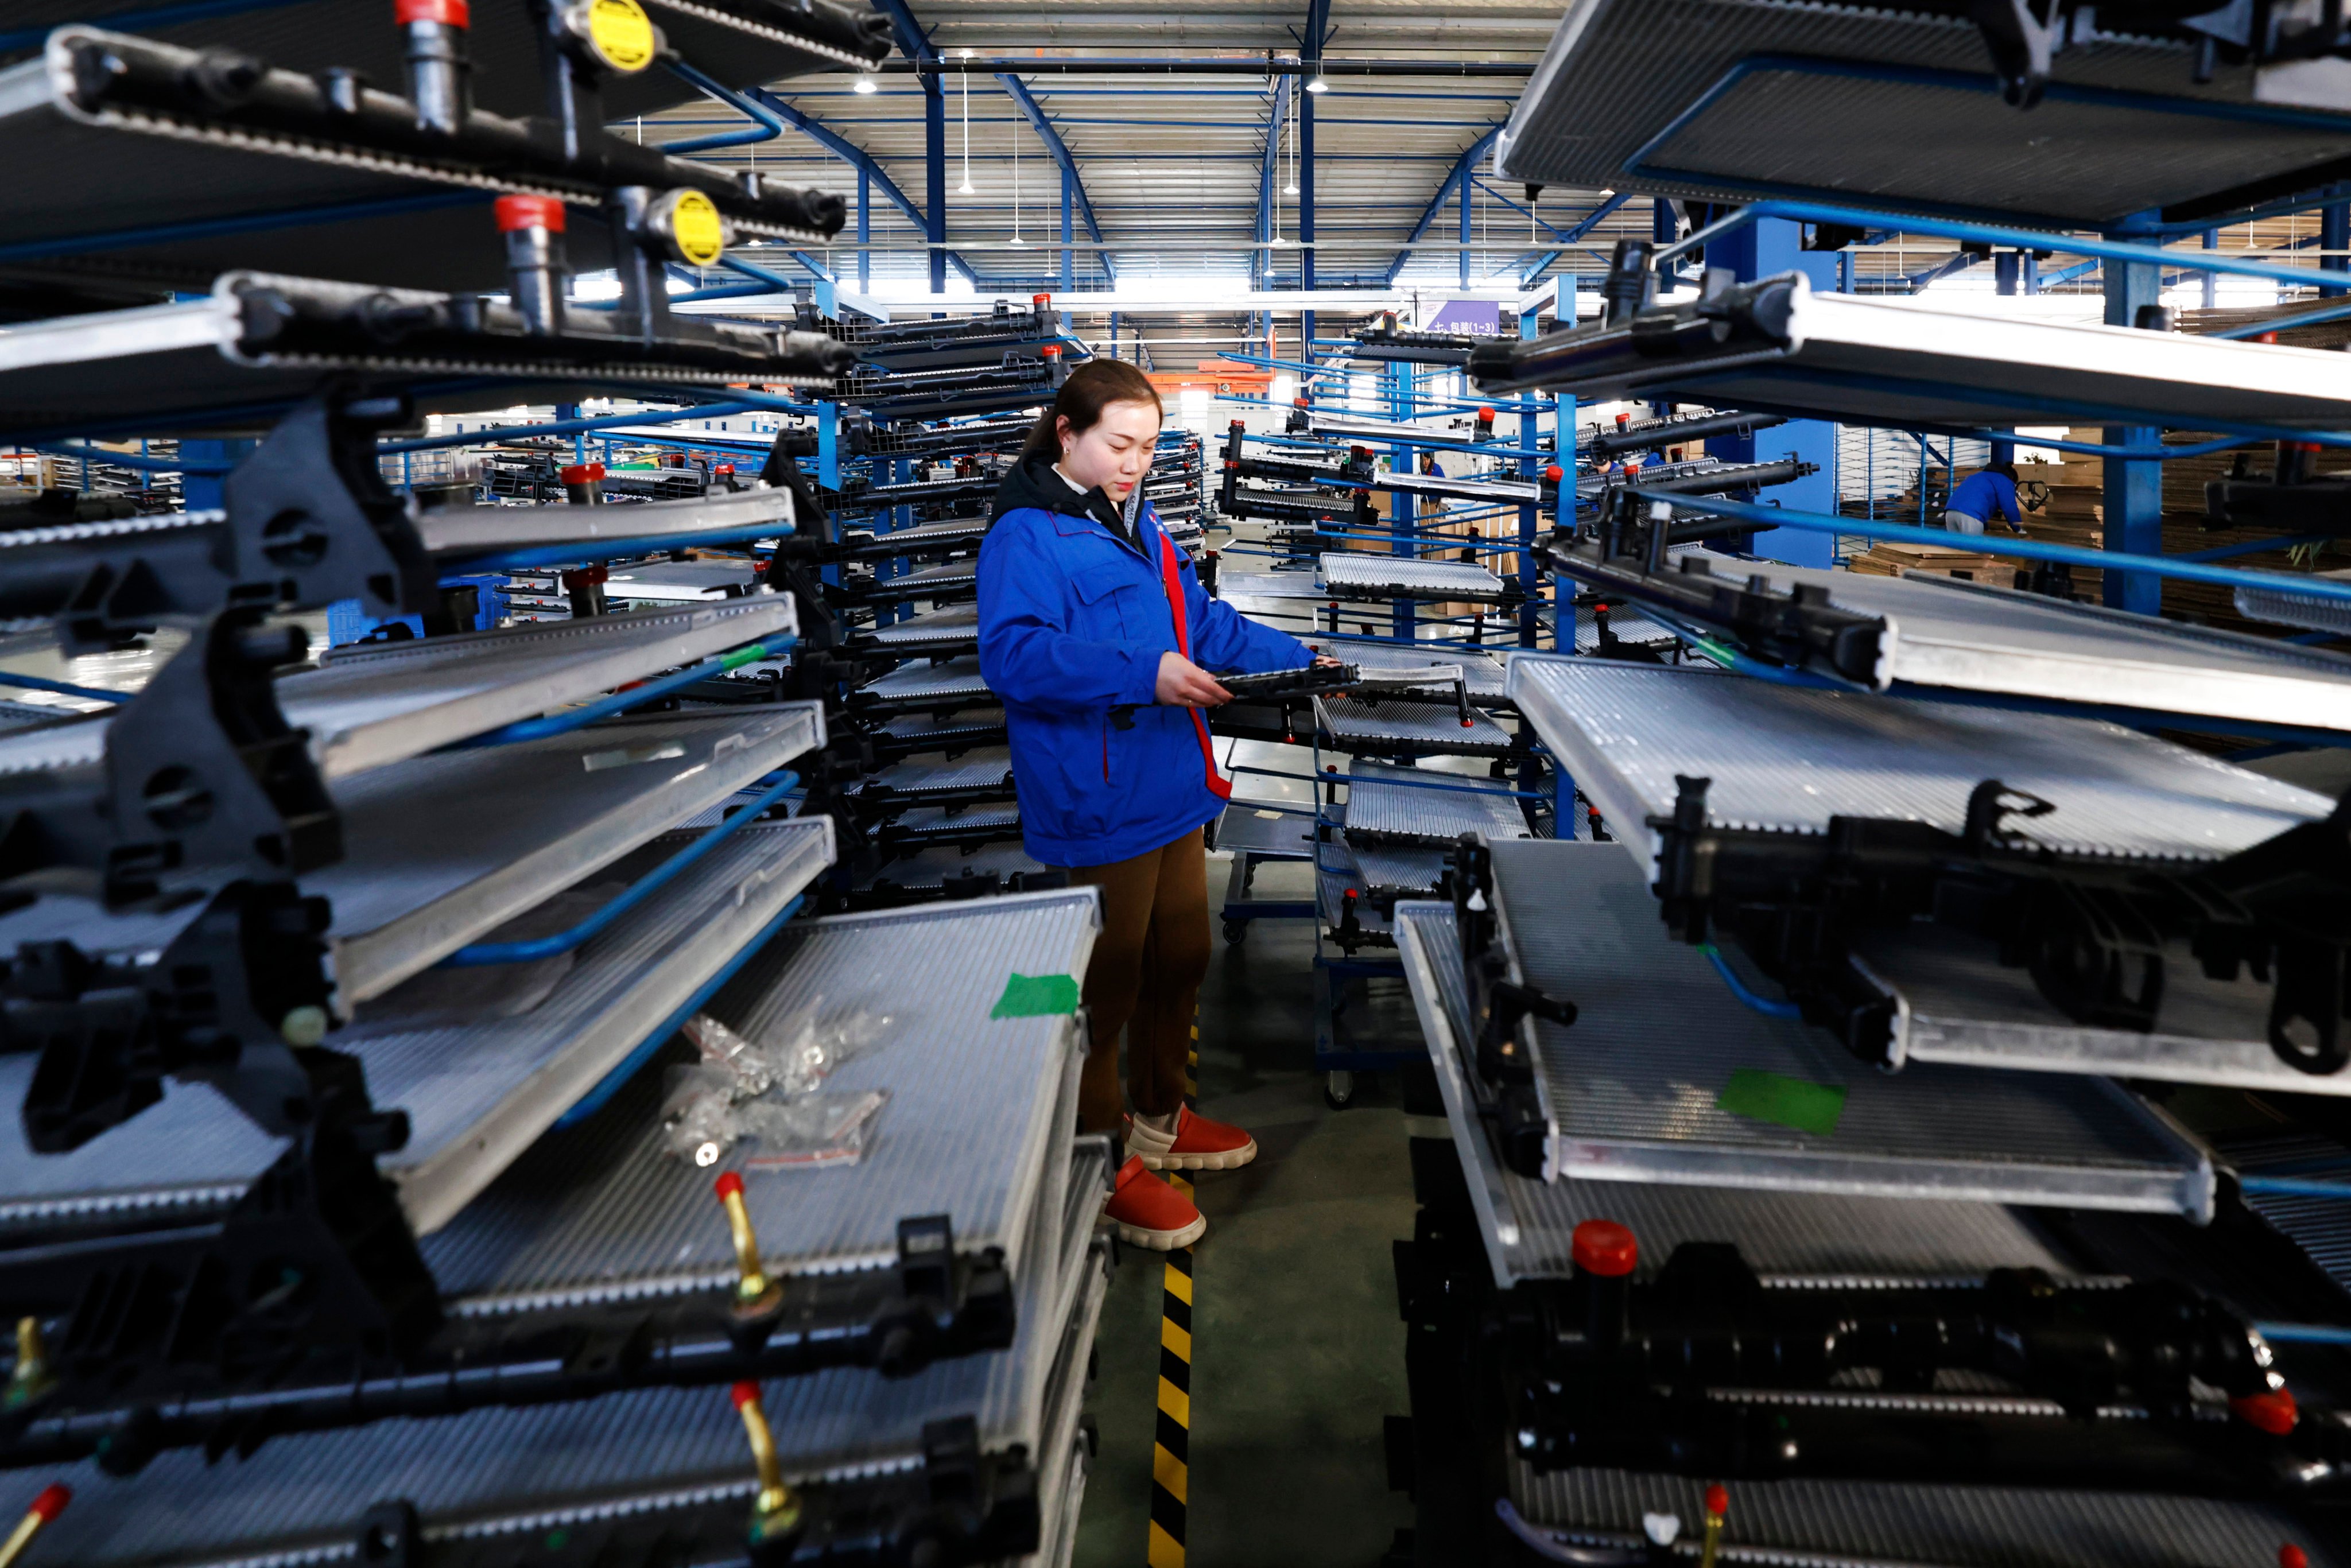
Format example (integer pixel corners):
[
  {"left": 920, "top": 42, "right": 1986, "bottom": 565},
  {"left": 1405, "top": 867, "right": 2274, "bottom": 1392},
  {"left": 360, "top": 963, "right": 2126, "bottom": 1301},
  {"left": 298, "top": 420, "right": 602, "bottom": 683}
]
[
  {"left": 2325, "top": 199, "right": 2349, "bottom": 298},
  {"left": 1516, "top": 308, "right": 1543, "bottom": 647},
  {"left": 1554, "top": 386, "right": 1575, "bottom": 655},
  {"left": 1387, "top": 359, "right": 1415, "bottom": 641},
  {"left": 1457, "top": 165, "right": 1471, "bottom": 289},
  {"left": 816, "top": 402, "right": 840, "bottom": 491},
  {"left": 179, "top": 438, "right": 253, "bottom": 512},
  {"left": 1989, "top": 255, "right": 2019, "bottom": 468},
  {"left": 1546, "top": 367, "right": 1578, "bottom": 837},
  {"left": 1298, "top": 87, "right": 1316, "bottom": 344},
  {"left": 1704, "top": 216, "right": 1837, "bottom": 567},
  {"left": 2104, "top": 209, "right": 2164, "bottom": 615},
  {"left": 856, "top": 168, "right": 870, "bottom": 291},
  {"left": 924, "top": 83, "right": 946, "bottom": 297},
  {"left": 1299, "top": 0, "right": 1324, "bottom": 346},
  {"left": 1061, "top": 166, "right": 1074, "bottom": 289}
]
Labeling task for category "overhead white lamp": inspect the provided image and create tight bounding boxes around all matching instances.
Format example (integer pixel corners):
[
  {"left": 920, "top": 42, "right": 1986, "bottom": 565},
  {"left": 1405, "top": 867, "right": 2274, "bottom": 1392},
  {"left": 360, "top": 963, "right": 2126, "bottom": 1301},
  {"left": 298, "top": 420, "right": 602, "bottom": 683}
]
[
  {"left": 1303, "top": 66, "right": 1327, "bottom": 92},
  {"left": 1283, "top": 81, "right": 1299, "bottom": 195},
  {"left": 1008, "top": 107, "right": 1025, "bottom": 244},
  {"left": 853, "top": 74, "right": 876, "bottom": 93},
  {"left": 957, "top": 54, "right": 975, "bottom": 194}
]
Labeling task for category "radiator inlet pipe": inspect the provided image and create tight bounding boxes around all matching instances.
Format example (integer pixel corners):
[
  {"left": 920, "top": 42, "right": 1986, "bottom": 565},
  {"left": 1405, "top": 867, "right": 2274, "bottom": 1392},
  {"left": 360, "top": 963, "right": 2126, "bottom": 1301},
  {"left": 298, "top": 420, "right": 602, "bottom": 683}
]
[
  {"left": 560, "top": 461, "right": 605, "bottom": 505},
  {"left": 396, "top": 0, "right": 472, "bottom": 137},
  {"left": 495, "top": 194, "right": 569, "bottom": 336}
]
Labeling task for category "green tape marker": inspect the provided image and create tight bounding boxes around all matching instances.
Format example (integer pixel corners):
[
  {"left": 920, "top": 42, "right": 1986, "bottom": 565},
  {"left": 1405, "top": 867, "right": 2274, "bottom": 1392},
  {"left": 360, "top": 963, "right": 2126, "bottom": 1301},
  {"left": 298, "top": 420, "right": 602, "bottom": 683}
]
[
  {"left": 991, "top": 972, "right": 1081, "bottom": 1018},
  {"left": 716, "top": 641, "right": 770, "bottom": 673},
  {"left": 1716, "top": 1068, "right": 1846, "bottom": 1136}
]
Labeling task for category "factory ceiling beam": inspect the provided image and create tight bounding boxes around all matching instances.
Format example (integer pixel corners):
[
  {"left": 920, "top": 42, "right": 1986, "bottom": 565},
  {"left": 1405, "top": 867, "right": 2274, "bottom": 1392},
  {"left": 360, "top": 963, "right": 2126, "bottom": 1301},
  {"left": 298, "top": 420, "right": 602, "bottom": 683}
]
[
  {"left": 1519, "top": 191, "right": 1631, "bottom": 285},
  {"left": 744, "top": 87, "right": 978, "bottom": 288},
  {"left": 998, "top": 73, "right": 1119, "bottom": 286},
  {"left": 1382, "top": 125, "right": 1500, "bottom": 286},
  {"left": 871, "top": 0, "right": 951, "bottom": 294},
  {"left": 1300, "top": 0, "right": 1328, "bottom": 317}
]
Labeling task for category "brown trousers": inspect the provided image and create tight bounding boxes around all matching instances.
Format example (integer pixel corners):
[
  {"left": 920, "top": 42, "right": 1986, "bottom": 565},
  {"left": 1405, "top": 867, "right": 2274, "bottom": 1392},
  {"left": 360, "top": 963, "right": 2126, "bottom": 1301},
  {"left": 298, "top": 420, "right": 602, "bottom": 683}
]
[{"left": 1065, "top": 827, "right": 1211, "bottom": 1132}]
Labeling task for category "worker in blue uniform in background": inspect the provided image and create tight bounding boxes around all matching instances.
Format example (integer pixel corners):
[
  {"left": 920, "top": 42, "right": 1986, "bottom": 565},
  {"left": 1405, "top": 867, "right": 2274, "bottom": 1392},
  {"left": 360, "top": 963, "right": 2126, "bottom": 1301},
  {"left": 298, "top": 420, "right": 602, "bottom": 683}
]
[
  {"left": 979, "top": 359, "right": 1328, "bottom": 1252},
  {"left": 1943, "top": 460, "right": 2029, "bottom": 537}
]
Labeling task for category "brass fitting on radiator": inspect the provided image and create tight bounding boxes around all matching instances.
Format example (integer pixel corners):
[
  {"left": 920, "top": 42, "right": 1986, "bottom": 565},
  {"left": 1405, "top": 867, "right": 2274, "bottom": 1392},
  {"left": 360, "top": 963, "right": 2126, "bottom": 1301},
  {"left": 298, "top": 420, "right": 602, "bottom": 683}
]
[
  {"left": 730, "top": 1381, "right": 802, "bottom": 1540},
  {"left": 4, "top": 1319, "right": 48, "bottom": 1412},
  {"left": 0, "top": 1485, "right": 68, "bottom": 1568},
  {"left": 714, "top": 1171, "right": 781, "bottom": 1314}
]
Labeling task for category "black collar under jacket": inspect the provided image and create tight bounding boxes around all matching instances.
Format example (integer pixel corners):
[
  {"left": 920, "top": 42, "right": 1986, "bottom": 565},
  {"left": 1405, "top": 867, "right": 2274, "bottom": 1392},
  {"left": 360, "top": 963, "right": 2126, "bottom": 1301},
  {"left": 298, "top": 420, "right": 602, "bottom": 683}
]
[{"left": 989, "top": 449, "right": 1146, "bottom": 556}]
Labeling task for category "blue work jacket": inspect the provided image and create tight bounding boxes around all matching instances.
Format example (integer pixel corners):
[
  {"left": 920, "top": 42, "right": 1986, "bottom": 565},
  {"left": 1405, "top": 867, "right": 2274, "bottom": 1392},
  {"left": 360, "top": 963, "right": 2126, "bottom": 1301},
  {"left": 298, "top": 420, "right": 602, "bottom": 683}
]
[
  {"left": 1947, "top": 468, "right": 2023, "bottom": 526},
  {"left": 977, "top": 469, "right": 1312, "bottom": 868}
]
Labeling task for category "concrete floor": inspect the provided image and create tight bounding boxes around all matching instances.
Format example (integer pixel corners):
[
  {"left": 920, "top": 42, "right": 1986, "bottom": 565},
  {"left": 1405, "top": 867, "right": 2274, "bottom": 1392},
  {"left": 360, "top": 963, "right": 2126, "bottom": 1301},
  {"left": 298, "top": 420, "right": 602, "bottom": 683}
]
[{"left": 1072, "top": 856, "right": 1420, "bottom": 1568}]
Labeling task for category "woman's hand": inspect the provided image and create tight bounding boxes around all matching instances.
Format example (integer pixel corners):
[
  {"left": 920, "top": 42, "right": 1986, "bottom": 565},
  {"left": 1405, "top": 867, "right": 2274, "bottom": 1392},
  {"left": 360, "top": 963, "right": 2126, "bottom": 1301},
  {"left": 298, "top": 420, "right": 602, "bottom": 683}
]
[
  {"left": 1155, "top": 651, "right": 1233, "bottom": 708},
  {"left": 1310, "top": 654, "right": 1345, "bottom": 669}
]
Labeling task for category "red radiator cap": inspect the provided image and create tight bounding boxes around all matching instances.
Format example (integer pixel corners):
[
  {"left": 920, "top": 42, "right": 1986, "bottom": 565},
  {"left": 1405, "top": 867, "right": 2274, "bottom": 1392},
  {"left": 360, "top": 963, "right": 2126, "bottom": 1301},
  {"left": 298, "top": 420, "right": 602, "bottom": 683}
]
[{"left": 1571, "top": 1219, "right": 1637, "bottom": 1277}]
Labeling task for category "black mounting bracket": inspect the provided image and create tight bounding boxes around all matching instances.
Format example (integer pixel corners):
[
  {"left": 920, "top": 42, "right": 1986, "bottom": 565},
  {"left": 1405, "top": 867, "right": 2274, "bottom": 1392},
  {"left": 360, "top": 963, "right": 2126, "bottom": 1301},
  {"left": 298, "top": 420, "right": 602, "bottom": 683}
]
[
  {"left": 1448, "top": 836, "right": 1573, "bottom": 1180},
  {"left": 1647, "top": 772, "right": 2351, "bottom": 1074},
  {"left": 1538, "top": 513, "right": 1883, "bottom": 688}
]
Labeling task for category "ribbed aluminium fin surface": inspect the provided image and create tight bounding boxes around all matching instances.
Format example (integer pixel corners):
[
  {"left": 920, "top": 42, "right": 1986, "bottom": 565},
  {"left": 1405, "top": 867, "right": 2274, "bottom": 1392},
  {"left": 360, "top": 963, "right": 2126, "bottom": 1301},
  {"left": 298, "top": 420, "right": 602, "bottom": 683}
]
[
  {"left": 1494, "top": 0, "right": 2351, "bottom": 225},
  {"left": 321, "top": 705, "right": 822, "bottom": 1002},
  {"left": 1320, "top": 552, "right": 1508, "bottom": 602},
  {"left": 2237, "top": 569, "right": 2351, "bottom": 638},
  {"left": 1484, "top": 839, "right": 2212, "bottom": 1214},
  {"left": 1701, "top": 553, "right": 2351, "bottom": 731},
  {"left": 25, "top": 1137, "right": 1110, "bottom": 1567},
  {"left": 0, "top": 822, "right": 837, "bottom": 1241},
  {"left": 1506, "top": 655, "right": 2329, "bottom": 865},
  {"left": 0, "top": 597, "right": 801, "bottom": 781},
  {"left": 1315, "top": 696, "right": 1518, "bottom": 757},
  {"left": 1510, "top": 1464, "right": 2327, "bottom": 1568},
  {"left": 423, "top": 888, "right": 1099, "bottom": 1302},
  {"left": 1396, "top": 901, "right": 2090, "bottom": 1287},
  {"left": 854, "top": 841, "right": 1054, "bottom": 893},
  {"left": 1343, "top": 760, "right": 1533, "bottom": 847},
  {"left": 1299, "top": 636, "right": 1511, "bottom": 702},
  {"left": 860, "top": 655, "right": 996, "bottom": 708},
  {"left": 1341, "top": 837, "right": 1449, "bottom": 905},
  {"left": 355, "top": 818, "right": 836, "bottom": 1235}
]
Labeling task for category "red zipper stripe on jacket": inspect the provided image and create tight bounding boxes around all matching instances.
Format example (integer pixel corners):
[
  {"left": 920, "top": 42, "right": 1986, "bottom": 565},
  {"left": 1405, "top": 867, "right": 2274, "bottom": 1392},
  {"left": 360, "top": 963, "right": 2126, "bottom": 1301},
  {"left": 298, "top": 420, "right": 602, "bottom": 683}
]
[{"left": 1155, "top": 530, "right": 1233, "bottom": 801}]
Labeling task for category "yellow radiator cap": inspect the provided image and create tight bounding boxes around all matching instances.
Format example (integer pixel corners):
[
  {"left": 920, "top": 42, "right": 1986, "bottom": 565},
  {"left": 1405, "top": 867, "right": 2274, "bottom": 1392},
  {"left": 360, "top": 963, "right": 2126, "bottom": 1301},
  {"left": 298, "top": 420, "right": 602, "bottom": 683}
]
[
  {"left": 664, "top": 189, "right": 728, "bottom": 265},
  {"left": 582, "top": 0, "right": 657, "bottom": 71}
]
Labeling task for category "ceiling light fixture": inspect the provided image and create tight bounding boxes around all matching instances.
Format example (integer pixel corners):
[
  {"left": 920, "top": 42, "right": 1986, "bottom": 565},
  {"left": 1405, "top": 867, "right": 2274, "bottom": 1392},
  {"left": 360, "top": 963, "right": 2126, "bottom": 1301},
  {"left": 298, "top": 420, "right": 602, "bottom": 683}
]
[
  {"left": 852, "top": 74, "right": 876, "bottom": 93},
  {"left": 957, "top": 64, "right": 974, "bottom": 195},
  {"left": 1304, "top": 69, "right": 1326, "bottom": 93},
  {"left": 1010, "top": 99, "right": 1024, "bottom": 245},
  {"left": 1283, "top": 80, "right": 1299, "bottom": 198}
]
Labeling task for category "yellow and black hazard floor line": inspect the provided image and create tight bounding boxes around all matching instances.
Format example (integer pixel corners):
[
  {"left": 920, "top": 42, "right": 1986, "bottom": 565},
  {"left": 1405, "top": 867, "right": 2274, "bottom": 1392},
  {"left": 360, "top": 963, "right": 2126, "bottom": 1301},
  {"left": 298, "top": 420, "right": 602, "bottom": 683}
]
[
  {"left": 1150, "top": 1198, "right": 1194, "bottom": 1568},
  {"left": 1187, "top": 1008, "right": 1201, "bottom": 1103},
  {"left": 1148, "top": 1004, "right": 1205, "bottom": 1566}
]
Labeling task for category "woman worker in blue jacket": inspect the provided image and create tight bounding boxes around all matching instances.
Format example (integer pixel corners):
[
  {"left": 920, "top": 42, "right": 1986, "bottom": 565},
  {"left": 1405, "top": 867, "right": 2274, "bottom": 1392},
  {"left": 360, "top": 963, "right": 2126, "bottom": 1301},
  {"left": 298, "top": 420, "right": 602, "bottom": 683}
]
[{"left": 979, "top": 359, "right": 1321, "bottom": 1250}]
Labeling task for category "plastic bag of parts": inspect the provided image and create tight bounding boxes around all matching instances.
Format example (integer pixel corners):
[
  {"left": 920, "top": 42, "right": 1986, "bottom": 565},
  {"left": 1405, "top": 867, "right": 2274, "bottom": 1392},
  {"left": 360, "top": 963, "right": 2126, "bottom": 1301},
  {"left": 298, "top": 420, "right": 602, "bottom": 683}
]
[
  {"left": 661, "top": 1065, "right": 890, "bottom": 1170},
  {"left": 681, "top": 996, "right": 892, "bottom": 1099}
]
